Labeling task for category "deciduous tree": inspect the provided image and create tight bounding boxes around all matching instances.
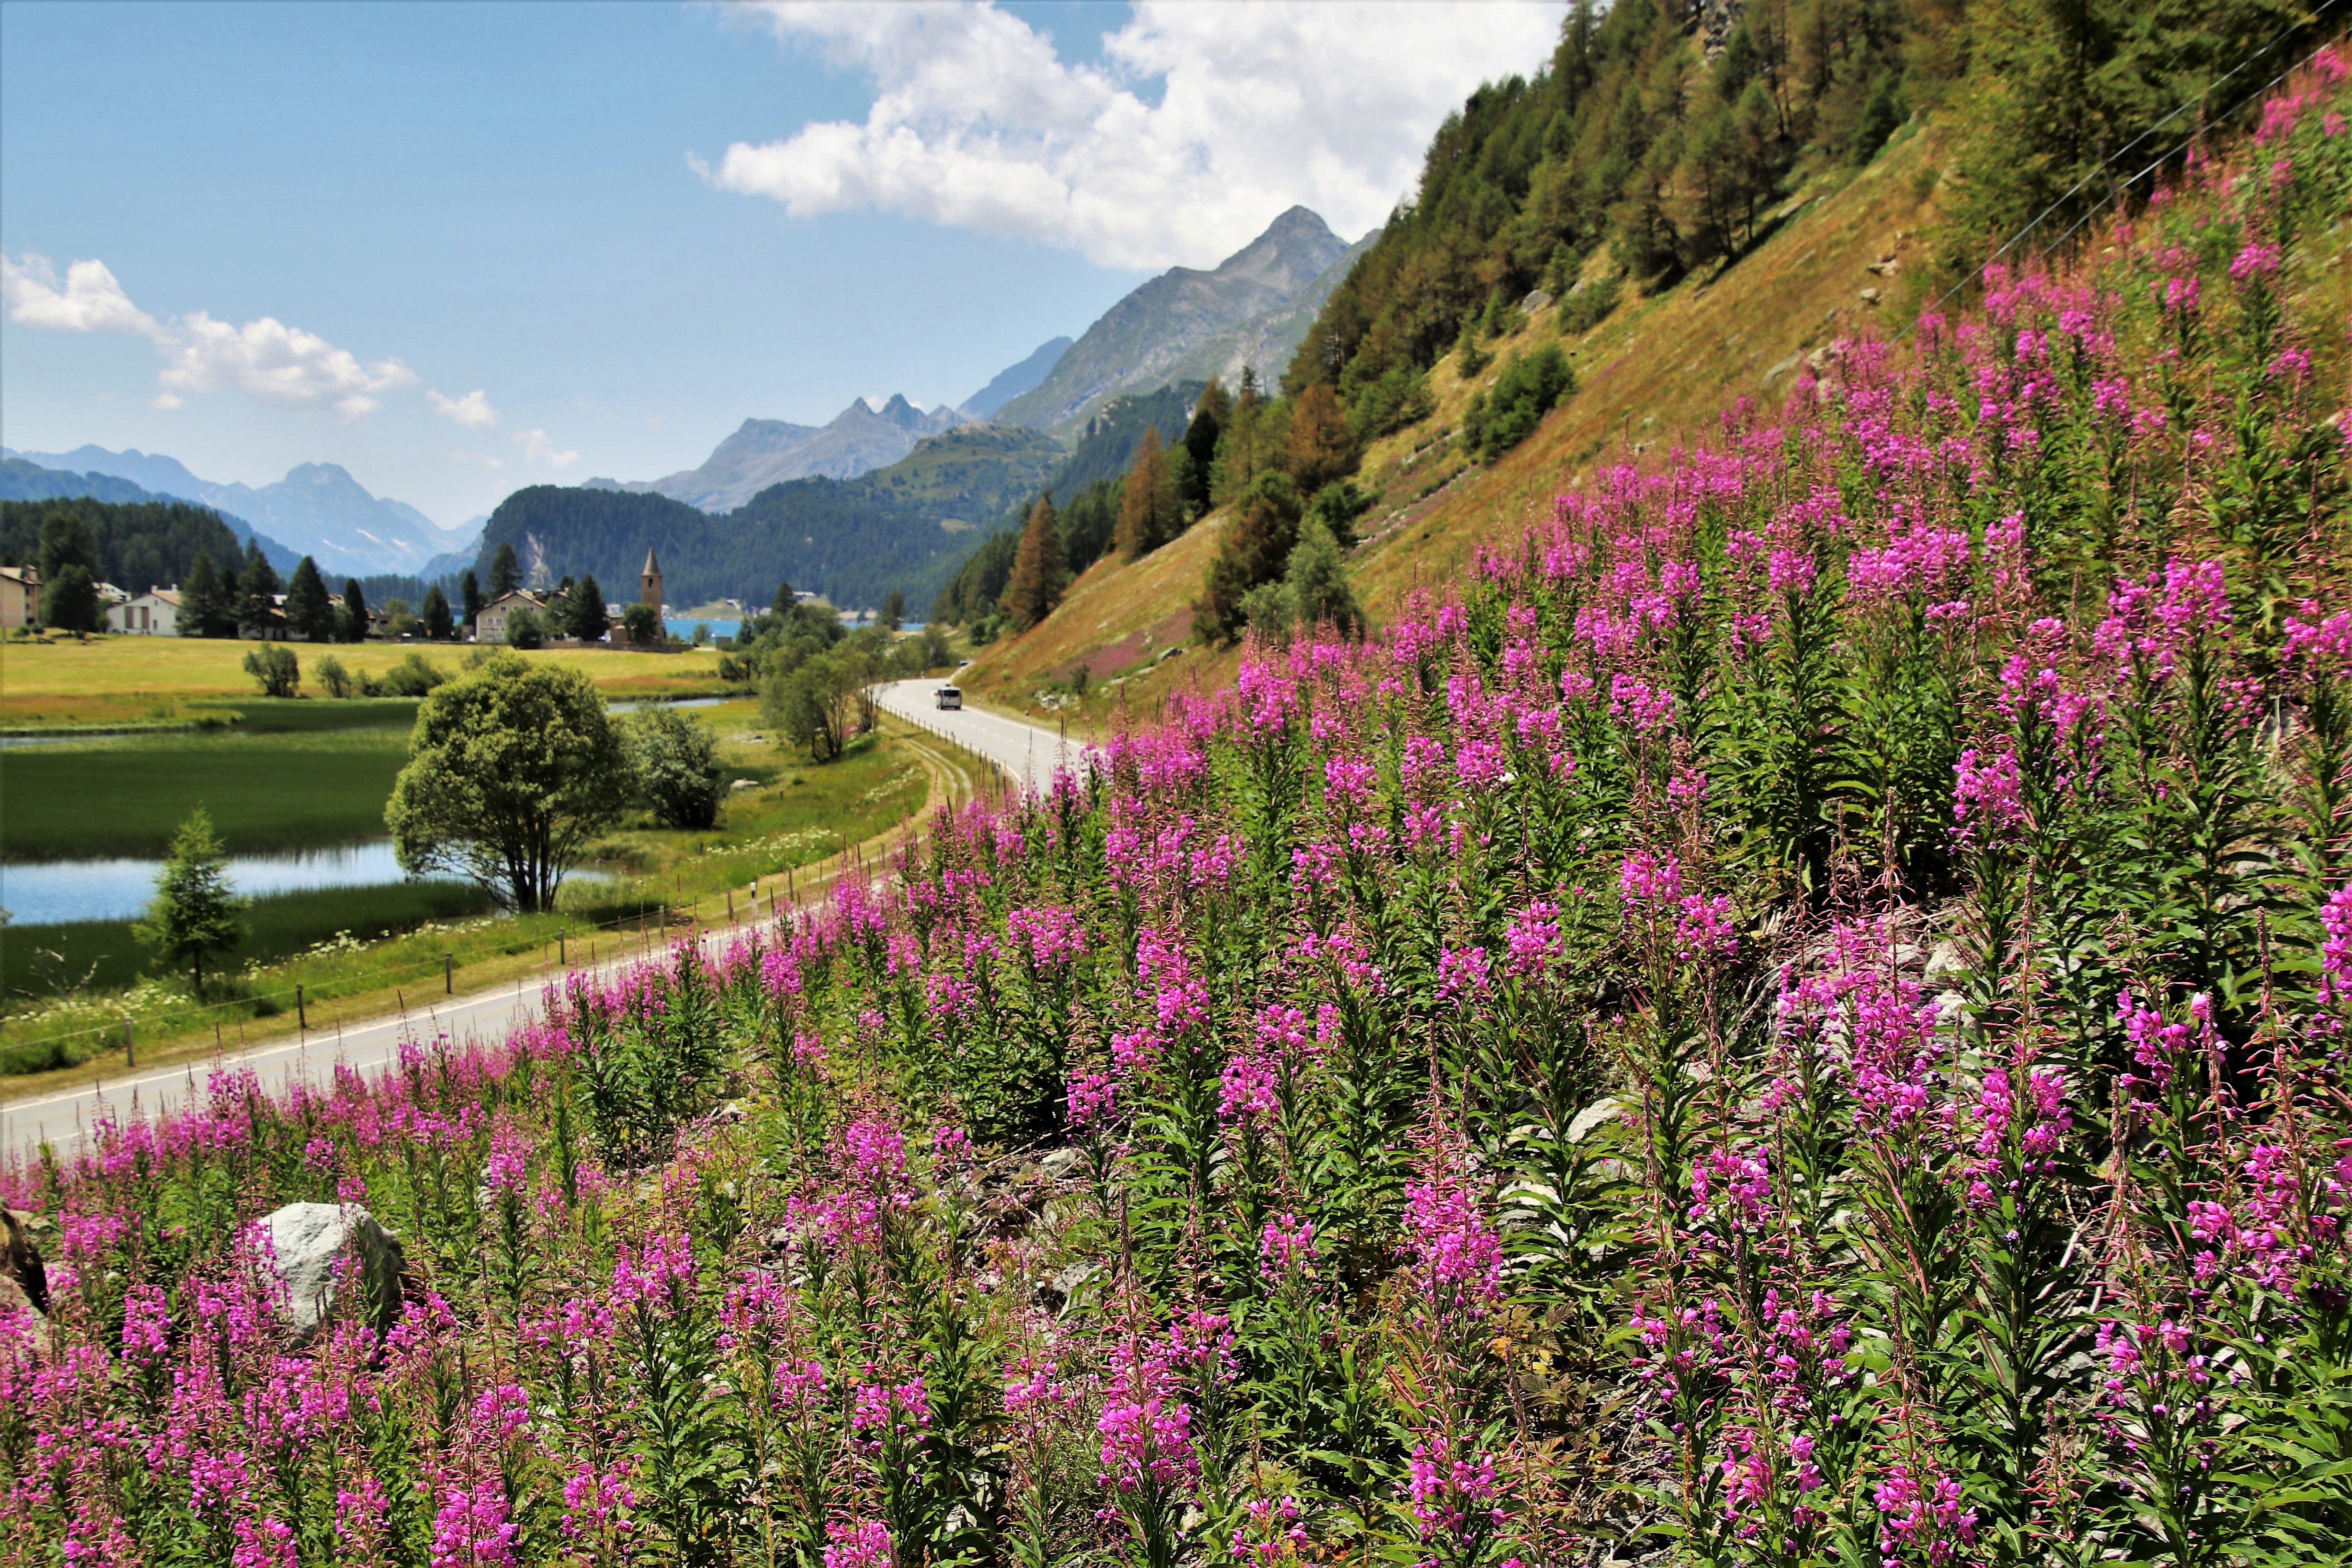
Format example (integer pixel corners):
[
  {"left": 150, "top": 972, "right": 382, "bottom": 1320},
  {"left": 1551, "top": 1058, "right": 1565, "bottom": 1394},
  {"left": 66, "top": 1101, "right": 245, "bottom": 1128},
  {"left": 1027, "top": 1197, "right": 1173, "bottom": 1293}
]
[{"left": 386, "top": 652, "right": 629, "bottom": 912}]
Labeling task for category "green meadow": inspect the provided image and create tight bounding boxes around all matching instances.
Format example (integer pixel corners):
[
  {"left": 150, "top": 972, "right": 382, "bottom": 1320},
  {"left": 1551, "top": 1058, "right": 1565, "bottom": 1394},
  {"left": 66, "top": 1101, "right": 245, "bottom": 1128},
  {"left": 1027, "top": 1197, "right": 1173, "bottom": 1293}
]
[{"left": 0, "top": 720, "right": 416, "bottom": 859}]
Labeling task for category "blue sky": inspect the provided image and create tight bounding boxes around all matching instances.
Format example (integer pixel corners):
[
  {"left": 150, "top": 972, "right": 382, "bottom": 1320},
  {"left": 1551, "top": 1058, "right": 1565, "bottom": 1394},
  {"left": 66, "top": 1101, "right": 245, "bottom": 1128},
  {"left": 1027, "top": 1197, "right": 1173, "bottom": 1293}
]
[{"left": 1, "top": 2, "right": 1564, "bottom": 529}]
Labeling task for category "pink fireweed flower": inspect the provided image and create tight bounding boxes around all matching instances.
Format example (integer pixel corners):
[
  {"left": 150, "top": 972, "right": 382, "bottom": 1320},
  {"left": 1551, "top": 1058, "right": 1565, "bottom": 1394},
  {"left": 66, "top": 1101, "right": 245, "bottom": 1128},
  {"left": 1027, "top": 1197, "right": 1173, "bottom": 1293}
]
[
  {"left": 1220, "top": 1050, "right": 1281, "bottom": 1125},
  {"left": 1872, "top": 1464, "right": 1978, "bottom": 1566},
  {"left": 1436, "top": 945, "right": 1493, "bottom": 1001},
  {"left": 1609, "top": 674, "right": 1678, "bottom": 732},
  {"left": 1403, "top": 1174, "right": 1504, "bottom": 1317},
  {"left": 431, "top": 1478, "right": 520, "bottom": 1568},
  {"left": 1259, "top": 1213, "right": 1317, "bottom": 1282},
  {"left": 1233, "top": 1495, "right": 1309, "bottom": 1564},
  {"left": 1620, "top": 848, "right": 1684, "bottom": 908},
  {"left": 1503, "top": 900, "right": 1562, "bottom": 978},
  {"left": 773, "top": 1358, "right": 829, "bottom": 1415},
  {"left": 611, "top": 1233, "right": 696, "bottom": 1314},
  {"left": 849, "top": 1373, "right": 929, "bottom": 1451},
  {"left": 1687, "top": 1147, "right": 1772, "bottom": 1235},
  {"left": 482, "top": 1122, "right": 532, "bottom": 1196},
  {"left": 1953, "top": 748, "right": 2026, "bottom": 842},
  {"left": 823, "top": 1520, "right": 894, "bottom": 1568},
  {"left": 1405, "top": 1432, "right": 1503, "bottom": 1539},
  {"left": 1068, "top": 1070, "right": 1118, "bottom": 1128},
  {"left": 560, "top": 1460, "right": 635, "bottom": 1542}
]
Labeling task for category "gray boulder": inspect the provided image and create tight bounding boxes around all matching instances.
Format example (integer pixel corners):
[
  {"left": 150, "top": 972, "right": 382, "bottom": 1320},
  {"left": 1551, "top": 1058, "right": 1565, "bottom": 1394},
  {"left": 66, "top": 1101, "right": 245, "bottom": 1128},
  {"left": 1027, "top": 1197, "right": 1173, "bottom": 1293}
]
[{"left": 256, "top": 1202, "right": 406, "bottom": 1339}]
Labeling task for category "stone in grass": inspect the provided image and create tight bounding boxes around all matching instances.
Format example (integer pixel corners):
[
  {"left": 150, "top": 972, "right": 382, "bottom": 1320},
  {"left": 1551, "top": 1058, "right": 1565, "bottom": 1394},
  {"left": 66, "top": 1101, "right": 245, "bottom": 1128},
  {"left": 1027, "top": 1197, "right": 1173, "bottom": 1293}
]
[{"left": 257, "top": 1202, "right": 406, "bottom": 1340}]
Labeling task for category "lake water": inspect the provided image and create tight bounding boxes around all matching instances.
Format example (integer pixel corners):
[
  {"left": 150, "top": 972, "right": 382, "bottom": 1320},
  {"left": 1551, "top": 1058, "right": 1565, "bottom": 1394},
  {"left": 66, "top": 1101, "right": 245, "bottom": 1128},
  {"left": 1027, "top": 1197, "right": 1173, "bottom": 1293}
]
[{"left": 0, "top": 842, "right": 622, "bottom": 927}]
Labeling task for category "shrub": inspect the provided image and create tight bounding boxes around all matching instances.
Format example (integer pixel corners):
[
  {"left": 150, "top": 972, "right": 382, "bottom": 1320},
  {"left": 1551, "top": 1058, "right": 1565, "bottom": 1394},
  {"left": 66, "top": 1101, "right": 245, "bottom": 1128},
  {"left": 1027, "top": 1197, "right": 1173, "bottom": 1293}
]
[
  {"left": 314, "top": 654, "right": 357, "bottom": 698},
  {"left": 240, "top": 642, "right": 300, "bottom": 697},
  {"left": 627, "top": 705, "right": 723, "bottom": 829},
  {"left": 1463, "top": 343, "right": 1573, "bottom": 462},
  {"left": 503, "top": 605, "right": 546, "bottom": 650}
]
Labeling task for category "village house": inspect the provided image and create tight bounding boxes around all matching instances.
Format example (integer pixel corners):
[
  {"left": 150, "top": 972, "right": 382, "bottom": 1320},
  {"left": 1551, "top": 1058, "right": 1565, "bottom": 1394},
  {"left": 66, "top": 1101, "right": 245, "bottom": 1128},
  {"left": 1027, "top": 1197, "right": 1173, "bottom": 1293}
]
[
  {"left": 473, "top": 589, "right": 547, "bottom": 644},
  {"left": 109, "top": 587, "right": 184, "bottom": 636},
  {"left": 0, "top": 565, "right": 36, "bottom": 629}
]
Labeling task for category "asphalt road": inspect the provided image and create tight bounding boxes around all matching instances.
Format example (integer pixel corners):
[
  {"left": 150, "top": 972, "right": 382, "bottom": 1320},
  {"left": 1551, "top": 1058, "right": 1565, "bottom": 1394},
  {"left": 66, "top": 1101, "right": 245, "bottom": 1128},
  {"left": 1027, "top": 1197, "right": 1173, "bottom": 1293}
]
[
  {"left": 2, "top": 692, "right": 1076, "bottom": 1156},
  {"left": 872, "top": 677, "right": 1087, "bottom": 790}
]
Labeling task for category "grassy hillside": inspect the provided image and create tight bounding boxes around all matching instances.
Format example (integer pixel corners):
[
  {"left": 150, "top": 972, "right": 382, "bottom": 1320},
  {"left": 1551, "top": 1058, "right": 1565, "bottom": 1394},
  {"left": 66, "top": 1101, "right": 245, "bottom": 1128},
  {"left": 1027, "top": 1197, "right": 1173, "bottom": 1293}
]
[{"left": 955, "top": 116, "right": 1954, "bottom": 722}]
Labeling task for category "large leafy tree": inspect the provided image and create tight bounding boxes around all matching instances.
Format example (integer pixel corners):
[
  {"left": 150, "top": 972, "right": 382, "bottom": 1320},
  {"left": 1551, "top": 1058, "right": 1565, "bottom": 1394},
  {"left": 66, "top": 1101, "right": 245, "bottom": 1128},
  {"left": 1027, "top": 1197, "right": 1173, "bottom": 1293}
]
[
  {"left": 387, "top": 652, "right": 629, "bottom": 912},
  {"left": 627, "top": 706, "right": 723, "bottom": 829},
  {"left": 1001, "top": 494, "right": 1065, "bottom": 631},
  {"left": 133, "top": 807, "right": 247, "bottom": 994}
]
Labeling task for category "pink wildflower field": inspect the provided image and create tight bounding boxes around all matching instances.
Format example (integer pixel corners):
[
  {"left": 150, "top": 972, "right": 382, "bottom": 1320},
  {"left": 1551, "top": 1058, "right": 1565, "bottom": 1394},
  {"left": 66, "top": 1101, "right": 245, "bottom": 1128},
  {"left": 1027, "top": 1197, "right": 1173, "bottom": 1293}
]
[{"left": 4, "top": 55, "right": 2352, "bottom": 1568}]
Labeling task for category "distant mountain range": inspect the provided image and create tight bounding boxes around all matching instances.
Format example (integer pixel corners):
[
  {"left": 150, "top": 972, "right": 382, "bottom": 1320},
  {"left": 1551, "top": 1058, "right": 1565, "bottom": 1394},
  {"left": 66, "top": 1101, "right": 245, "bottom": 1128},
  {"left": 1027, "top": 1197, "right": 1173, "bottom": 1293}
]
[
  {"left": 0, "top": 444, "right": 471, "bottom": 577},
  {"left": 490, "top": 423, "right": 1065, "bottom": 613},
  {"left": 586, "top": 394, "right": 969, "bottom": 514},
  {"left": 961, "top": 337, "right": 1073, "bottom": 418},
  {"left": 994, "top": 206, "right": 1374, "bottom": 438},
  {"left": 0, "top": 455, "right": 302, "bottom": 575}
]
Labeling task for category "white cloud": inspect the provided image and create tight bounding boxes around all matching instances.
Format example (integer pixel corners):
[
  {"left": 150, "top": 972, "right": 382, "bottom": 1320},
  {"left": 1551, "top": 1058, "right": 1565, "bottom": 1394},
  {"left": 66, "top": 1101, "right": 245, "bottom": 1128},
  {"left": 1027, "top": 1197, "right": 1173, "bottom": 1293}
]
[
  {"left": 514, "top": 428, "right": 580, "bottom": 468},
  {"left": 450, "top": 448, "right": 507, "bottom": 469},
  {"left": 700, "top": 1, "right": 1566, "bottom": 269},
  {"left": 1, "top": 254, "right": 158, "bottom": 333},
  {"left": 429, "top": 387, "right": 501, "bottom": 432},
  {"left": 3, "top": 249, "right": 419, "bottom": 419}
]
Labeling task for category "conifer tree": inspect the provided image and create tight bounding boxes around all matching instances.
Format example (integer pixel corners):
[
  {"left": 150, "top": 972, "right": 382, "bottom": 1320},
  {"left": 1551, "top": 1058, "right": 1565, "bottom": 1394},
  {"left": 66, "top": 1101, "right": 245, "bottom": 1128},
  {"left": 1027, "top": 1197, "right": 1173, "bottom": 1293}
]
[
  {"left": 489, "top": 541, "right": 523, "bottom": 598},
  {"left": 1287, "top": 381, "right": 1356, "bottom": 494},
  {"left": 460, "top": 571, "right": 483, "bottom": 629},
  {"left": 1284, "top": 518, "right": 1363, "bottom": 638},
  {"left": 421, "top": 584, "right": 455, "bottom": 640},
  {"left": 134, "top": 806, "right": 247, "bottom": 994},
  {"left": 179, "top": 549, "right": 224, "bottom": 638},
  {"left": 1114, "top": 427, "right": 1182, "bottom": 561},
  {"left": 284, "top": 556, "right": 336, "bottom": 642},
  {"left": 1182, "top": 381, "right": 1229, "bottom": 514},
  {"left": 236, "top": 541, "right": 284, "bottom": 638},
  {"left": 342, "top": 578, "right": 370, "bottom": 642},
  {"left": 569, "top": 574, "right": 610, "bottom": 642},
  {"left": 1001, "top": 494, "right": 1065, "bottom": 632}
]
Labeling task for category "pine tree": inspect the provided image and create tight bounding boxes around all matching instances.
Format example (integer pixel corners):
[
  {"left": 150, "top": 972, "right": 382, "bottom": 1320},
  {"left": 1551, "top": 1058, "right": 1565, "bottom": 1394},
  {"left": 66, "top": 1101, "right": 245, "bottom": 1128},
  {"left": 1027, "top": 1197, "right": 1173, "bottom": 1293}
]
[
  {"left": 1284, "top": 518, "right": 1363, "bottom": 638},
  {"left": 489, "top": 541, "right": 523, "bottom": 597},
  {"left": 422, "top": 584, "right": 455, "bottom": 641},
  {"left": 1115, "top": 428, "right": 1182, "bottom": 561},
  {"left": 1287, "top": 381, "right": 1356, "bottom": 494},
  {"left": 771, "top": 580, "right": 798, "bottom": 618},
  {"left": 1194, "top": 475, "right": 1303, "bottom": 645},
  {"left": 38, "top": 511, "right": 98, "bottom": 585},
  {"left": 460, "top": 571, "right": 483, "bottom": 629},
  {"left": 342, "top": 578, "right": 370, "bottom": 642},
  {"left": 1001, "top": 494, "right": 1065, "bottom": 632},
  {"left": 180, "top": 550, "right": 224, "bottom": 638},
  {"left": 236, "top": 541, "right": 284, "bottom": 638},
  {"left": 1182, "top": 381, "right": 1230, "bottom": 515},
  {"left": 43, "top": 564, "right": 102, "bottom": 632},
  {"left": 133, "top": 806, "right": 248, "bottom": 994},
  {"left": 284, "top": 556, "right": 336, "bottom": 642},
  {"left": 569, "top": 574, "right": 610, "bottom": 642}
]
